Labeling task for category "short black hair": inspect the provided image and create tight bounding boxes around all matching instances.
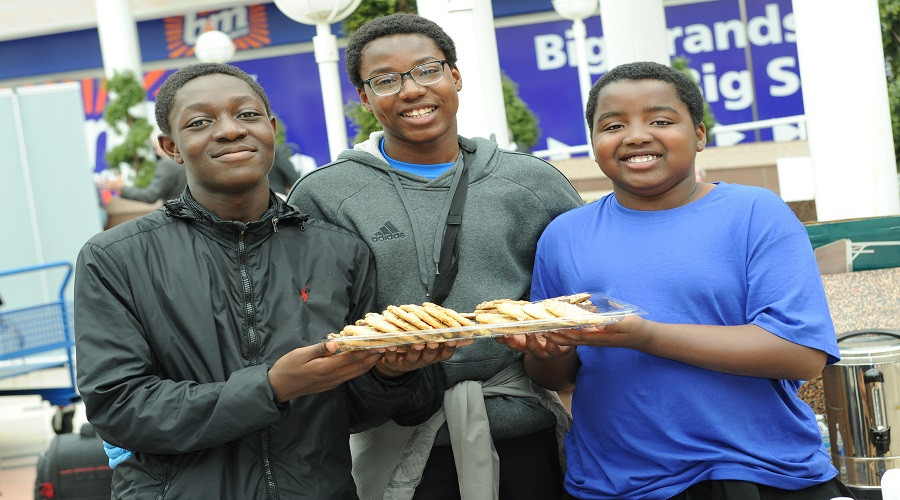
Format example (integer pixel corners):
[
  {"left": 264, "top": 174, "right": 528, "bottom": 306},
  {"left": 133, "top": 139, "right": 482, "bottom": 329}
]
[
  {"left": 344, "top": 13, "right": 457, "bottom": 89},
  {"left": 154, "top": 63, "right": 272, "bottom": 135},
  {"left": 585, "top": 61, "right": 705, "bottom": 134}
]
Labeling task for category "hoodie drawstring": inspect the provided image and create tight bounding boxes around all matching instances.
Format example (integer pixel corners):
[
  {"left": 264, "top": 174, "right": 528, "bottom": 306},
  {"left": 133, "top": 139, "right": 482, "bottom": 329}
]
[{"left": 387, "top": 160, "right": 465, "bottom": 298}]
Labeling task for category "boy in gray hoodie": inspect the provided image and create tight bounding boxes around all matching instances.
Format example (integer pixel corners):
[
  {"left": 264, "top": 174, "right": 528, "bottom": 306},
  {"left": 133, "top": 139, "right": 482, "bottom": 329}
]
[{"left": 288, "top": 13, "right": 583, "bottom": 500}]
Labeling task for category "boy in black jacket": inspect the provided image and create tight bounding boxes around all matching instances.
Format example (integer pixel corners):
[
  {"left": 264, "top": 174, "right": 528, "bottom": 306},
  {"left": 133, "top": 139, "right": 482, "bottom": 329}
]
[{"left": 75, "top": 63, "right": 460, "bottom": 499}]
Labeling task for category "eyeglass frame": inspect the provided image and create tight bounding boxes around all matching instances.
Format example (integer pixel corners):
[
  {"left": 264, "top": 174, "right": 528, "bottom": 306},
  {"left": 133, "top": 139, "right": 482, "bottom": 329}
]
[{"left": 362, "top": 60, "right": 450, "bottom": 96}]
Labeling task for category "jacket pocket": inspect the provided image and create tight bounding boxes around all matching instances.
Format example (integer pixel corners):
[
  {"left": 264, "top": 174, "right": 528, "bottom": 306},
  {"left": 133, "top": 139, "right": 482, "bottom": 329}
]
[{"left": 111, "top": 452, "right": 175, "bottom": 499}]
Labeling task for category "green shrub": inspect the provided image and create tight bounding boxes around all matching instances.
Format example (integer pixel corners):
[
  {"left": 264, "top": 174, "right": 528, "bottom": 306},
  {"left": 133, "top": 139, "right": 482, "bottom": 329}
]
[{"left": 103, "top": 71, "right": 155, "bottom": 187}]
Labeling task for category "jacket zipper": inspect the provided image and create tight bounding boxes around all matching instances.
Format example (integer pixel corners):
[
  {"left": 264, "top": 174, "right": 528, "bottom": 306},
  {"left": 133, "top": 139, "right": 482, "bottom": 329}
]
[
  {"left": 238, "top": 227, "right": 279, "bottom": 499},
  {"left": 156, "top": 460, "right": 171, "bottom": 500}
]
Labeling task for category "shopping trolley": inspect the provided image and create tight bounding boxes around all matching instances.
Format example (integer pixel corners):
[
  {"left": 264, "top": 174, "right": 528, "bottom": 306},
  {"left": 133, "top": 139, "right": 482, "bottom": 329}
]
[{"left": 0, "top": 261, "right": 80, "bottom": 414}]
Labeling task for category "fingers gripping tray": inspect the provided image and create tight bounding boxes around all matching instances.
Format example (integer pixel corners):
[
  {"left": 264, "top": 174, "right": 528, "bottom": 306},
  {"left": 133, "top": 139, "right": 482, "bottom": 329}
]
[{"left": 327, "top": 292, "right": 645, "bottom": 350}]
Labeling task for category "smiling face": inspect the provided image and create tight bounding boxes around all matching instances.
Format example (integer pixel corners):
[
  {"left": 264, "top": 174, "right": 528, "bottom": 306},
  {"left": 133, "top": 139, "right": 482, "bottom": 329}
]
[
  {"left": 160, "top": 73, "right": 276, "bottom": 198},
  {"left": 357, "top": 33, "right": 462, "bottom": 163},
  {"left": 590, "top": 79, "right": 706, "bottom": 210}
]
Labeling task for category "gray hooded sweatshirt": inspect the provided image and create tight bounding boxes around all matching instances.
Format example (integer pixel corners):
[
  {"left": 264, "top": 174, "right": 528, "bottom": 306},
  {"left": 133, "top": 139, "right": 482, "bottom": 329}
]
[{"left": 288, "top": 133, "right": 583, "bottom": 443}]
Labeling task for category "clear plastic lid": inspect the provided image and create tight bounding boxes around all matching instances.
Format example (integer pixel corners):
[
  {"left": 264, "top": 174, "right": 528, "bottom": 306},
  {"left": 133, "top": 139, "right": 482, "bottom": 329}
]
[{"left": 329, "top": 292, "right": 646, "bottom": 351}]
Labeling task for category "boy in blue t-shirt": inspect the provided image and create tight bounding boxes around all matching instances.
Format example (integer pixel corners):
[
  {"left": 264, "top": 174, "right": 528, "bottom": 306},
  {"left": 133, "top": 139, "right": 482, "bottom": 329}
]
[{"left": 498, "top": 61, "right": 852, "bottom": 500}]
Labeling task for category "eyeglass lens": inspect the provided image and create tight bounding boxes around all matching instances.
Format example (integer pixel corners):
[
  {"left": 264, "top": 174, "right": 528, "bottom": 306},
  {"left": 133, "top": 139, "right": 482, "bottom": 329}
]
[{"left": 369, "top": 61, "right": 445, "bottom": 96}]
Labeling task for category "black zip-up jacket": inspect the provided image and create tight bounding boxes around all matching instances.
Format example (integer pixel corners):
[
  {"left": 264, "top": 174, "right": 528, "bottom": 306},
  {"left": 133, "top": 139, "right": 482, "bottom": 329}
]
[{"left": 75, "top": 191, "right": 438, "bottom": 499}]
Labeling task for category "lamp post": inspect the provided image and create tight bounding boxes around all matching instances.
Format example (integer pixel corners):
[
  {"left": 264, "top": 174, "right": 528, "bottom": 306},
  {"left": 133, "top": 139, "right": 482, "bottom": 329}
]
[
  {"left": 598, "top": 0, "right": 669, "bottom": 69},
  {"left": 194, "top": 29, "right": 236, "bottom": 64},
  {"left": 95, "top": 0, "right": 146, "bottom": 168},
  {"left": 552, "top": 0, "right": 598, "bottom": 155},
  {"left": 273, "top": 0, "right": 361, "bottom": 161}
]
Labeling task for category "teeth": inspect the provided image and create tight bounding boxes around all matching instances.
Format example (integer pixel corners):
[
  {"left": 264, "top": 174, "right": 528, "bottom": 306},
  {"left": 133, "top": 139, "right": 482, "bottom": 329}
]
[
  {"left": 624, "top": 155, "right": 658, "bottom": 163},
  {"left": 403, "top": 107, "right": 435, "bottom": 118}
]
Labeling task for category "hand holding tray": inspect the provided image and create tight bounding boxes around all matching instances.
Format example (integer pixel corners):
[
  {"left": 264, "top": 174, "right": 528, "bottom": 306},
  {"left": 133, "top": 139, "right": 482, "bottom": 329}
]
[{"left": 328, "top": 292, "right": 645, "bottom": 351}]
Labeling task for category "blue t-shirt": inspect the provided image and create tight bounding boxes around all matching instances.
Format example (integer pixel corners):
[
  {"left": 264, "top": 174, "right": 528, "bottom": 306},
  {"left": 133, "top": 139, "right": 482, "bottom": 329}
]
[
  {"left": 380, "top": 139, "right": 454, "bottom": 180},
  {"left": 532, "top": 183, "right": 840, "bottom": 499}
]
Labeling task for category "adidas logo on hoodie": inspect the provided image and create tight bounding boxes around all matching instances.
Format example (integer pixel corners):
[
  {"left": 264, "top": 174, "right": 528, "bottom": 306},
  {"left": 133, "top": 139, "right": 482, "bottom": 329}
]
[{"left": 372, "top": 222, "right": 406, "bottom": 242}]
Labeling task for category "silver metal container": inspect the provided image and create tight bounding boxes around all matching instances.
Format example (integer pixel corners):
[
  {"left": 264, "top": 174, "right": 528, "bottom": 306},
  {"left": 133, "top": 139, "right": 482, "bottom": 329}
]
[{"left": 823, "top": 330, "right": 900, "bottom": 493}]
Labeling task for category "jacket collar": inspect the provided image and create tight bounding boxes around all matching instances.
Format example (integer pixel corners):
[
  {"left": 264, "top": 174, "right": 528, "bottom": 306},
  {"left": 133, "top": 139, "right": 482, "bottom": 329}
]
[{"left": 164, "top": 188, "right": 309, "bottom": 244}]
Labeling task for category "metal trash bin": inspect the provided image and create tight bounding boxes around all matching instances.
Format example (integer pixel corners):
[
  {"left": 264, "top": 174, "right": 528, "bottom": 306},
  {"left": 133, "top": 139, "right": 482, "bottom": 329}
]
[{"left": 823, "top": 330, "right": 900, "bottom": 498}]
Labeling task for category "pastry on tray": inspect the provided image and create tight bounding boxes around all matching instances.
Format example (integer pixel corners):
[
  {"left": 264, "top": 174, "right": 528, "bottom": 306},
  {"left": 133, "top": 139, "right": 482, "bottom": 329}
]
[{"left": 326, "top": 293, "right": 630, "bottom": 350}]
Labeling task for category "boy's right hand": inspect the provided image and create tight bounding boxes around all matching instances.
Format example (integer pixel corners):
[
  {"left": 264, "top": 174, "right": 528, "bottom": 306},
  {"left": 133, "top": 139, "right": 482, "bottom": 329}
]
[
  {"left": 374, "top": 338, "right": 474, "bottom": 378},
  {"left": 498, "top": 333, "right": 579, "bottom": 392},
  {"left": 268, "top": 341, "right": 384, "bottom": 403}
]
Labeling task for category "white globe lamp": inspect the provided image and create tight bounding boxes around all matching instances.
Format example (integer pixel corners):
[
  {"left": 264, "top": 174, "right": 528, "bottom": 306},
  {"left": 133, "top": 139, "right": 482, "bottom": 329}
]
[
  {"left": 273, "top": 0, "right": 362, "bottom": 161},
  {"left": 194, "top": 30, "right": 235, "bottom": 64},
  {"left": 551, "top": 0, "right": 598, "bottom": 20},
  {"left": 273, "top": 0, "right": 361, "bottom": 24}
]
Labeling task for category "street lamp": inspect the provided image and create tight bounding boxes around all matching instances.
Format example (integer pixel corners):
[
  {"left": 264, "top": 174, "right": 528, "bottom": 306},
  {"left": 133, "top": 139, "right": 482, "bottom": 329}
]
[
  {"left": 273, "top": 0, "right": 362, "bottom": 161},
  {"left": 194, "top": 29, "right": 236, "bottom": 63},
  {"left": 552, "top": 0, "right": 598, "bottom": 156}
]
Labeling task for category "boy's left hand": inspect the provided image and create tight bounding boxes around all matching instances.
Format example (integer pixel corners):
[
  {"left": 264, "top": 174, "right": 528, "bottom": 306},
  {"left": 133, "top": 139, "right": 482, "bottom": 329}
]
[
  {"left": 496, "top": 332, "right": 574, "bottom": 358},
  {"left": 373, "top": 338, "right": 474, "bottom": 378}
]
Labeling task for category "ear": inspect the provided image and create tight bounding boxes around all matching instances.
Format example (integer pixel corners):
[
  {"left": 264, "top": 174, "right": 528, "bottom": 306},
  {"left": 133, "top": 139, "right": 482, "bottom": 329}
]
[
  {"left": 450, "top": 65, "right": 462, "bottom": 92},
  {"left": 270, "top": 116, "right": 277, "bottom": 134},
  {"left": 159, "top": 135, "right": 183, "bottom": 164},
  {"left": 695, "top": 122, "right": 707, "bottom": 152},
  {"left": 357, "top": 86, "right": 373, "bottom": 112}
]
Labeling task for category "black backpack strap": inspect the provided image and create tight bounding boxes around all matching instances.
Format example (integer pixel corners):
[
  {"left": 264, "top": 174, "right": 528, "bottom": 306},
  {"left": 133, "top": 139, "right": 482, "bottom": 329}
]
[{"left": 430, "top": 166, "right": 468, "bottom": 305}]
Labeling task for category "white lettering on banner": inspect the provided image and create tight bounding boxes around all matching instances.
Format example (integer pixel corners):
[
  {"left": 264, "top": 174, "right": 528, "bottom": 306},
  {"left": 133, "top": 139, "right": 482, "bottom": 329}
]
[
  {"left": 689, "top": 58, "right": 800, "bottom": 110},
  {"left": 564, "top": 29, "right": 606, "bottom": 71},
  {"left": 665, "top": 2, "right": 794, "bottom": 55},
  {"left": 184, "top": 7, "right": 250, "bottom": 45},
  {"left": 538, "top": 2, "right": 795, "bottom": 72},
  {"left": 700, "top": 63, "right": 719, "bottom": 103},
  {"left": 682, "top": 24, "right": 715, "bottom": 54},
  {"left": 532, "top": 2, "right": 801, "bottom": 111},
  {"left": 719, "top": 70, "right": 753, "bottom": 110},
  {"left": 767, "top": 56, "right": 800, "bottom": 97},
  {"left": 747, "top": 3, "right": 783, "bottom": 46},
  {"left": 535, "top": 34, "right": 567, "bottom": 70},
  {"left": 782, "top": 13, "right": 796, "bottom": 43},
  {"left": 685, "top": 62, "right": 753, "bottom": 111},
  {"left": 534, "top": 32, "right": 605, "bottom": 73},
  {"left": 714, "top": 19, "right": 746, "bottom": 51}
]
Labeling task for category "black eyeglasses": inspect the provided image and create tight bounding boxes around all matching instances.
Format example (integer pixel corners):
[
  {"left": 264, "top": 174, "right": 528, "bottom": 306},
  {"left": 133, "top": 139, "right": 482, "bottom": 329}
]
[{"left": 363, "top": 60, "right": 449, "bottom": 96}]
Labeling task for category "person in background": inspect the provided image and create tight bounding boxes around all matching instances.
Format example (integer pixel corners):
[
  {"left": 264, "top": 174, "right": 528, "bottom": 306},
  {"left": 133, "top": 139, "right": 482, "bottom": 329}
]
[
  {"left": 290, "top": 145, "right": 319, "bottom": 178},
  {"left": 267, "top": 116, "right": 303, "bottom": 197},
  {"left": 499, "top": 61, "right": 851, "bottom": 500},
  {"left": 268, "top": 141, "right": 298, "bottom": 198},
  {"left": 288, "top": 13, "right": 584, "bottom": 500},
  {"left": 96, "top": 137, "right": 187, "bottom": 204},
  {"left": 75, "top": 62, "right": 460, "bottom": 499}
]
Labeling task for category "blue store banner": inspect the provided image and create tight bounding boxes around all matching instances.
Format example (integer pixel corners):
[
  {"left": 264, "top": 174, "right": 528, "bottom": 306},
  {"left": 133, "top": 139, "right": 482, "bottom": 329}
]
[
  {"left": 497, "top": 0, "right": 802, "bottom": 152},
  {"left": 0, "top": 0, "right": 806, "bottom": 171}
]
